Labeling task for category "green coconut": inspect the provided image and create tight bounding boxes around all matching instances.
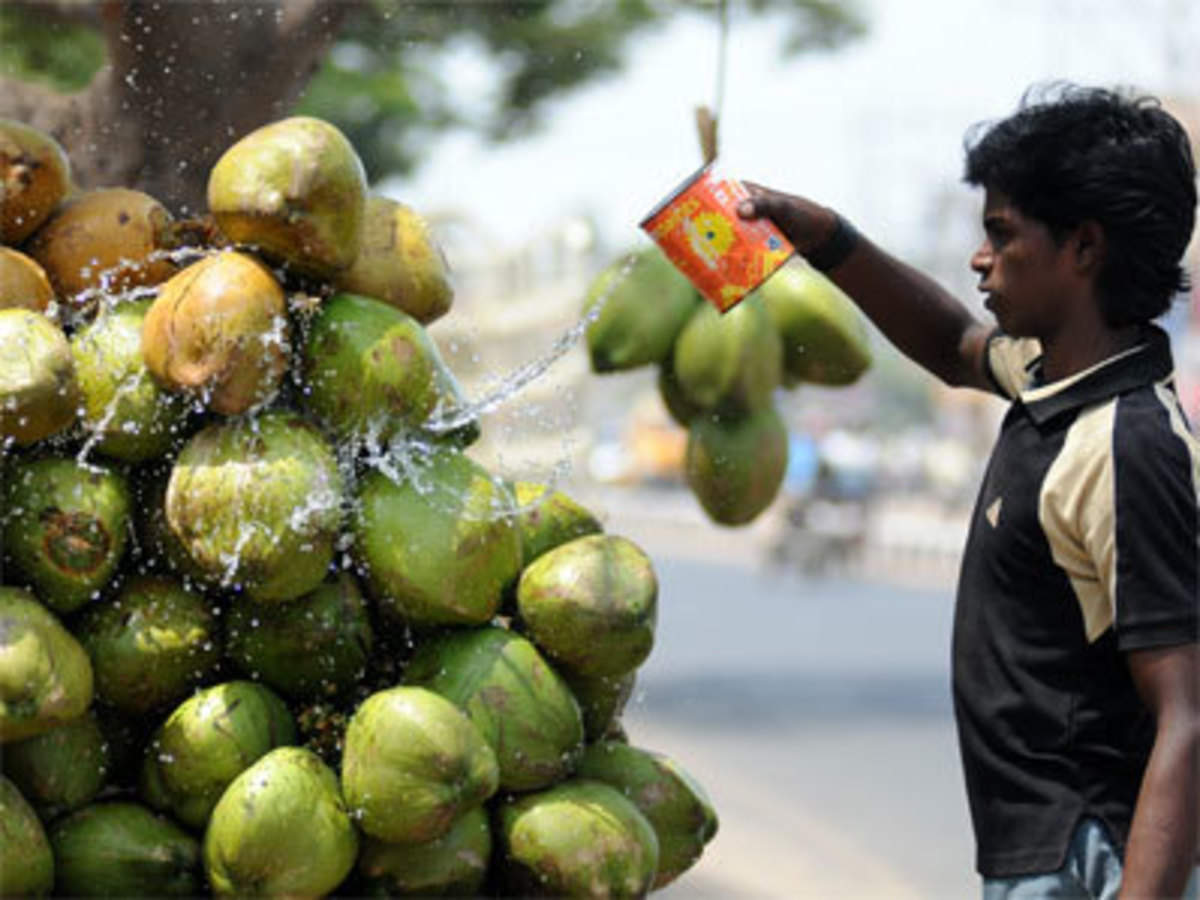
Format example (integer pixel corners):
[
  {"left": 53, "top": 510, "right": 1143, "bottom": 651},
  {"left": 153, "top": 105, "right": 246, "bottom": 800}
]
[
  {"left": 3, "top": 456, "right": 131, "bottom": 613},
  {"left": 0, "top": 587, "right": 93, "bottom": 743},
  {"left": 564, "top": 669, "right": 637, "bottom": 743},
  {"left": 353, "top": 449, "right": 522, "bottom": 628},
  {"left": 50, "top": 802, "right": 201, "bottom": 897},
  {"left": 404, "top": 625, "right": 583, "bottom": 792},
  {"left": 356, "top": 805, "right": 491, "bottom": 897},
  {"left": 70, "top": 298, "right": 188, "bottom": 461},
  {"left": 585, "top": 245, "right": 700, "bottom": 372},
  {"left": 203, "top": 746, "right": 358, "bottom": 898},
  {"left": 671, "top": 293, "right": 782, "bottom": 415},
  {"left": 493, "top": 779, "right": 660, "bottom": 898},
  {"left": 0, "top": 117, "right": 72, "bottom": 245},
  {"left": 139, "top": 680, "right": 296, "bottom": 830},
  {"left": 165, "top": 411, "right": 344, "bottom": 601},
  {"left": 516, "top": 533, "right": 657, "bottom": 679},
  {"left": 757, "top": 257, "right": 872, "bottom": 386},
  {"left": 334, "top": 194, "right": 455, "bottom": 324},
  {"left": 511, "top": 480, "right": 604, "bottom": 568},
  {"left": 207, "top": 115, "right": 367, "bottom": 278},
  {"left": 0, "top": 308, "right": 78, "bottom": 446},
  {"left": 0, "top": 776, "right": 54, "bottom": 896},
  {"left": 657, "top": 353, "right": 706, "bottom": 427},
  {"left": 685, "top": 405, "right": 789, "bottom": 526},
  {"left": 341, "top": 686, "right": 499, "bottom": 844},
  {"left": 301, "top": 292, "right": 440, "bottom": 444},
  {"left": 225, "top": 572, "right": 373, "bottom": 701},
  {"left": 26, "top": 188, "right": 178, "bottom": 318},
  {"left": 578, "top": 741, "right": 719, "bottom": 888},
  {"left": 2, "top": 712, "right": 108, "bottom": 818},
  {"left": 74, "top": 575, "right": 220, "bottom": 715},
  {"left": 141, "top": 250, "right": 289, "bottom": 416}
]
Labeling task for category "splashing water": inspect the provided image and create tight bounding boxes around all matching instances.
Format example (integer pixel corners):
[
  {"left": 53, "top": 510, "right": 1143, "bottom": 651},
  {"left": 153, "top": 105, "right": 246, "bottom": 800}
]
[
  {"left": 63, "top": 245, "right": 219, "bottom": 328},
  {"left": 287, "top": 479, "right": 342, "bottom": 535},
  {"left": 219, "top": 520, "right": 260, "bottom": 589},
  {"left": 74, "top": 369, "right": 151, "bottom": 466}
]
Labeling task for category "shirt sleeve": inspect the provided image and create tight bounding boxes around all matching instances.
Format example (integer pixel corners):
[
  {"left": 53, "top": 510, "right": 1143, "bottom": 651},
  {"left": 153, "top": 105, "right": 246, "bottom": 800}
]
[
  {"left": 1107, "top": 386, "right": 1200, "bottom": 650},
  {"left": 985, "top": 331, "right": 1042, "bottom": 400}
]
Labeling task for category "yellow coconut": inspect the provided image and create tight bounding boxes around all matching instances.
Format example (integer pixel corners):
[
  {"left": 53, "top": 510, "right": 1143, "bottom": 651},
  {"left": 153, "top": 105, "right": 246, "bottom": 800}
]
[
  {"left": 0, "top": 119, "right": 71, "bottom": 245},
  {"left": 0, "top": 247, "right": 55, "bottom": 313},
  {"left": 141, "top": 250, "right": 288, "bottom": 415},
  {"left": 334, "top": 195, "right": 454, "bottom": 324},
  {"left": 25, "top": 187, "right": 178, "bottom": 315}
]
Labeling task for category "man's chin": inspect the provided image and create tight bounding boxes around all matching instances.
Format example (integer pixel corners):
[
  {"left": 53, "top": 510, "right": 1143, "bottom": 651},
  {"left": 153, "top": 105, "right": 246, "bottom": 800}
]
[{"left": 987, "top": 307, "right": 1022, "bottom": 336}]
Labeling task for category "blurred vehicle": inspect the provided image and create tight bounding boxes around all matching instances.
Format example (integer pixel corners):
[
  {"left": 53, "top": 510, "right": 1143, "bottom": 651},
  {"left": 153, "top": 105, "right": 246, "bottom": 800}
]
[{"left": 769, "top": 429, "right": 878, "bottom": 576}]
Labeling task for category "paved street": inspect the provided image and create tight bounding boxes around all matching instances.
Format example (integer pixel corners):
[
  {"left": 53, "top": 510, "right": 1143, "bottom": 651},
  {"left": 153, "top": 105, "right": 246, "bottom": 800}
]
[{"left": 587, "top": 488, "right": 979, "bottom": 899}]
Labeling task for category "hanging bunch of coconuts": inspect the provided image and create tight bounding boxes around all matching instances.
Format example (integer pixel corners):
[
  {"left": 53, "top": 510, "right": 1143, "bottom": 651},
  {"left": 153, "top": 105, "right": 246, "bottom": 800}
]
[
  {"left": 0, "top": 116, "right": 717, "bottom": 898},
  {"left": 584, "top": 242, "right": 873, "bottom": 526}
]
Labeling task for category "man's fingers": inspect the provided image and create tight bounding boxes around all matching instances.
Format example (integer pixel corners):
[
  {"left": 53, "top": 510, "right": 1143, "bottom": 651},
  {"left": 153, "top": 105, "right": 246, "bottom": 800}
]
[{"left": 737, "top": 183, "right": 775, "bottom": 219}]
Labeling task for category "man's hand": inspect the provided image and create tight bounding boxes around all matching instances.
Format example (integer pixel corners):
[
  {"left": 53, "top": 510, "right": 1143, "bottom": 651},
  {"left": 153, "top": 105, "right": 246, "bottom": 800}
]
[
  {"left": 737, "top": 183, "right": 840, "bottom": 258},
  {"left": 1121, "top": 642, "right": 1200, "bottom": 899}
]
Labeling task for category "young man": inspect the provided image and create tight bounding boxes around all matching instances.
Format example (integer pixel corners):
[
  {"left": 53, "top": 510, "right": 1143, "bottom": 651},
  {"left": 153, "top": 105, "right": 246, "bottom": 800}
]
[{"left": 739, "top": 84, "right": 1200, "bottom": 899}]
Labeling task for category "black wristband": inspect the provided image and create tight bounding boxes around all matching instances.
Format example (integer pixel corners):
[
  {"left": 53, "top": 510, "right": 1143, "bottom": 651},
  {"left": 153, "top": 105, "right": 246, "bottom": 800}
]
[{"left": 805, "top": 215, "right": 859, "bottom": 272}]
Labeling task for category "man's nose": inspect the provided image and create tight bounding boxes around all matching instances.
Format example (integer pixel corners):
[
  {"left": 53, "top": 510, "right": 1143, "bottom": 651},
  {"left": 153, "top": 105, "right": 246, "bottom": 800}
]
[{"left": 970, "top": 243, "right": 993, "bottom": 277}]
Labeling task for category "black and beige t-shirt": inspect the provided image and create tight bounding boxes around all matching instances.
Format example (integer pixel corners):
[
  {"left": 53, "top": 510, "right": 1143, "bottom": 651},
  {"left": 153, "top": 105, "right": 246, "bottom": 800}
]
[{"left": 954, "top": 325, "right": 1199, "bottom": 878}]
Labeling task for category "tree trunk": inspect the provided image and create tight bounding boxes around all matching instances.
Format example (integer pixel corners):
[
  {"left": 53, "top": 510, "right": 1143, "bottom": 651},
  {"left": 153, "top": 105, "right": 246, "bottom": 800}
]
[{"left": 0, "top": 0, "right": 362, "bottom": 215}]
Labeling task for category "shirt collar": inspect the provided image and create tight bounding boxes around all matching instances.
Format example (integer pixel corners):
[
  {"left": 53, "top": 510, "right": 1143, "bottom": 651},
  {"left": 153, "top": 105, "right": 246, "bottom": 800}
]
[{"left": 1018, "top": 325, "right": 1175, "bottom": 426}]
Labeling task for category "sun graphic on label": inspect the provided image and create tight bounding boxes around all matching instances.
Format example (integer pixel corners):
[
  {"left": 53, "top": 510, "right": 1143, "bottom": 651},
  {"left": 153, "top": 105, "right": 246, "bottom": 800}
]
[
  {"left": 760, "top": 234, "right": 792, "bottom": 275},
  {"left": 683, "top": 212, "right": 735, "bottom": 270}
]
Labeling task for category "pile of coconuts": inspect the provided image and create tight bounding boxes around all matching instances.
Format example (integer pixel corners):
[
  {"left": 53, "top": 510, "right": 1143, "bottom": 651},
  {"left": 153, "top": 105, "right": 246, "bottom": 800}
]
[
  {"left": 584, "top": 244, "right": 873, "bottom": 526},
  {"left": 0, "top": 115, "right": 717, "bottom": 898}
]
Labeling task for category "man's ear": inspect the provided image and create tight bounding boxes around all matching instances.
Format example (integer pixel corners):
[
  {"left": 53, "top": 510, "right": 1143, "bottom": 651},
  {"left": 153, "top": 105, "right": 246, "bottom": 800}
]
[{"left": 1071, "top": 220, "right": 1106, "bottom": 275}]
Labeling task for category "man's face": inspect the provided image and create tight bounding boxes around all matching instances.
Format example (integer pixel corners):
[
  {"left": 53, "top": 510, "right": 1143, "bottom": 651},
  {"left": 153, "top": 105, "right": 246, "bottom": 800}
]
[{"left": 969, "top": 190, "right": 1075, "bottom": 338}]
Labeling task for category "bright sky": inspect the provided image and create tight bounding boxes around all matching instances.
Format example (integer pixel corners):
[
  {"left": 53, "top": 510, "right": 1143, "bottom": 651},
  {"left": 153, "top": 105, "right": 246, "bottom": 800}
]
[{"left": 389, "top": 0, "right": 1199, "bottom": 265}]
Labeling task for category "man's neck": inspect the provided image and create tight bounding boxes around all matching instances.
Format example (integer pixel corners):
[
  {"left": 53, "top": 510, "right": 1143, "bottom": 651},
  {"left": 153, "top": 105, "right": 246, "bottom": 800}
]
[{"left": 1039, "top": 321, "right": 1145, "bottom": 383}]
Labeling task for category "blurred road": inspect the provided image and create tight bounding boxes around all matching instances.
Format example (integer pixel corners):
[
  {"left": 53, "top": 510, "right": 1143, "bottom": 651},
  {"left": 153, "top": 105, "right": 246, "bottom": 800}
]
[{"left": 588, "top": 487, "right": 978, "bottom": 899}]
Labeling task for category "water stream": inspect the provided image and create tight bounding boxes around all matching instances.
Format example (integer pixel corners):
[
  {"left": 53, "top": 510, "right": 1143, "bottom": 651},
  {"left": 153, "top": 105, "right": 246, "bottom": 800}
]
[{"left": 422, "top": 247, "right": 640, "bottom": 436}]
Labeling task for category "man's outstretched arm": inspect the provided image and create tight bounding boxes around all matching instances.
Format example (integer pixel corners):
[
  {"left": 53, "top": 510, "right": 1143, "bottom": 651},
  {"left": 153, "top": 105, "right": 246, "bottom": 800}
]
[
  {"left": 1121, "top": 642, "right": 1200, "bottom": 899},
  {"left": 739, "top": 184, "right": 993, "bottom": 391}
]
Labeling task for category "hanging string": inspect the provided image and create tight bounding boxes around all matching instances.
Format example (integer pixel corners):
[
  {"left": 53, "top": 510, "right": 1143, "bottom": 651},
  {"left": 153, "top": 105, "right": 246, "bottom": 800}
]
[
  {"left": 713, "top": 0, "right": 730, "bottom": 123},
  {"left": 696, "top": 0, "right": 730, "bottom": 165}
]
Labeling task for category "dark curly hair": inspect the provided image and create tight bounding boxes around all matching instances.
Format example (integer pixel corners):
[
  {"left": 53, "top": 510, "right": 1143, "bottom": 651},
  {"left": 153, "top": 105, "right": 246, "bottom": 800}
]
[{"left": 963, "top": 83, "right": 1197, "bottom": 326}]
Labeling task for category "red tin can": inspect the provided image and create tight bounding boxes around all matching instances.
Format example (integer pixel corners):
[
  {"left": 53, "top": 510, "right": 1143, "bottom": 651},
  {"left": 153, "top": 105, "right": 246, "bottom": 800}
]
[{"left": 639, "top": 165, "right": 794, "bottom": 313}]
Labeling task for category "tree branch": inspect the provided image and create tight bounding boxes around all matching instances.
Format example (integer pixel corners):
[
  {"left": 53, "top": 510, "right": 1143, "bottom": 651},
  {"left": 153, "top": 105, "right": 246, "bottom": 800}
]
[
  {"left": 2, "top": 1, "right": 368, "bottom": 216},
  {"left": 3, "top": 0, "right": 102, "bottom": 28}
]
